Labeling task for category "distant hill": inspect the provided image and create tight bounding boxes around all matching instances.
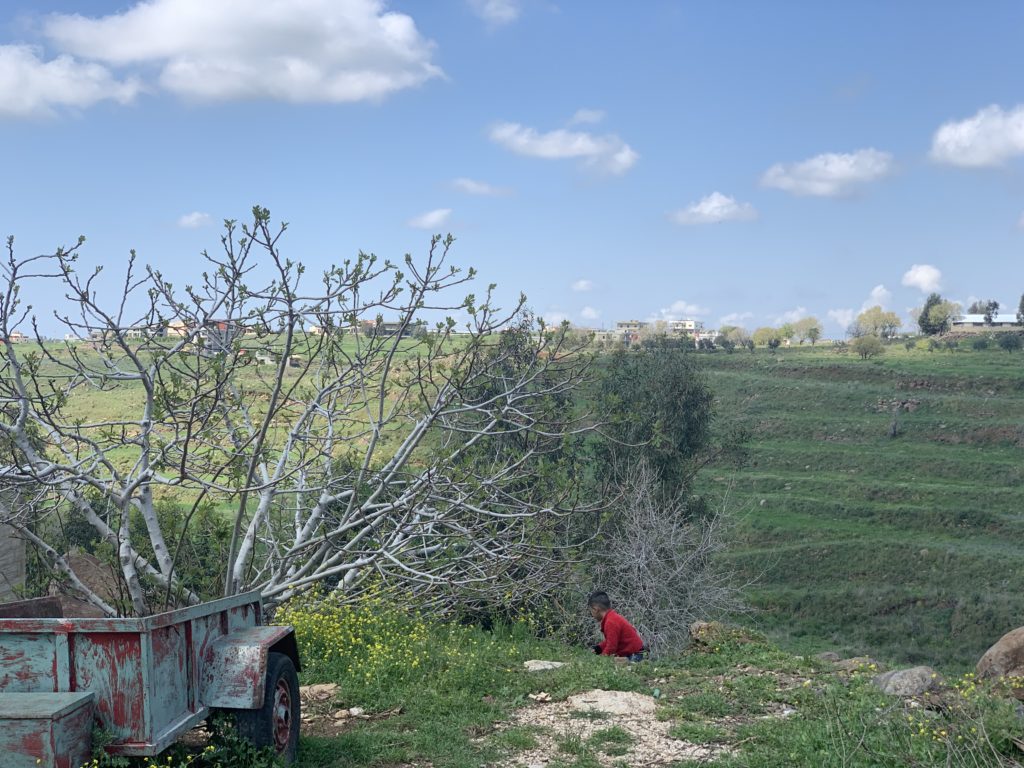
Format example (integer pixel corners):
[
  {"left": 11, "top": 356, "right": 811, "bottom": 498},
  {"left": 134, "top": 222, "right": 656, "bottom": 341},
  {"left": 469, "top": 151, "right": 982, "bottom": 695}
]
[{"left": 695, "top": 344, "right": 1024, "bottom": 669}]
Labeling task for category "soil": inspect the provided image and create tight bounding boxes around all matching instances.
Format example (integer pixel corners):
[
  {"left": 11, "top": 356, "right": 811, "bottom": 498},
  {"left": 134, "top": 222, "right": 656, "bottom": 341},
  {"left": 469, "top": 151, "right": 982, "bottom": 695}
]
[{"left": 500, "top": 689, "right": 728, "bottom": 767}]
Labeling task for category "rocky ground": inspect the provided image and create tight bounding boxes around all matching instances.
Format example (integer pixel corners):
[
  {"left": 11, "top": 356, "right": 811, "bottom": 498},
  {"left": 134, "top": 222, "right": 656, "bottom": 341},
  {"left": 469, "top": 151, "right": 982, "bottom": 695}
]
[{"left": 501, "top": 688, "right": 725, "bottom": 767}]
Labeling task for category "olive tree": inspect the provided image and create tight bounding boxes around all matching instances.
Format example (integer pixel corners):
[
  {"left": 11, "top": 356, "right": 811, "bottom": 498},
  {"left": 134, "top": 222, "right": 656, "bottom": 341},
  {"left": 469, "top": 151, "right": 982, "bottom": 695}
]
[{"left": 852, "top": 335, "right": 884, "bottom": 359}]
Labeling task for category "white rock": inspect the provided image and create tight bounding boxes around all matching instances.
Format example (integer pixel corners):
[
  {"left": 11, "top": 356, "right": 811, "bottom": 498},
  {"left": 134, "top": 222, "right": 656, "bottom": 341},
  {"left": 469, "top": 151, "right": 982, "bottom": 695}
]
[
  {"left": 523, "top": 660, "right": 565, "bottom": 672},
  {"left": 872, "top": 666, "right": 939, "bottom": 696}
]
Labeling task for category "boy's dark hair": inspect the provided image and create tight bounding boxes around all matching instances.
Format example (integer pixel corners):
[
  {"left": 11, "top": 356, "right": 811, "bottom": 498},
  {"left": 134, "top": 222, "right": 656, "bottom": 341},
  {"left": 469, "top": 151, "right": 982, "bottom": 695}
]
[{"left": 587, "top": 591, "right": 612, "bottom": 610}]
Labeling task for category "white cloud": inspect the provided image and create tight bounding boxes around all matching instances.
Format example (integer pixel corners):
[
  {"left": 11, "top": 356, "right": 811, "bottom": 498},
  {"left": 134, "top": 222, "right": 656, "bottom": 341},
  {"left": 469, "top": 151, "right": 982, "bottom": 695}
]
[
  {"left": 452, "top": 177, "right": 508, "bottom": 196},
  {"left": 761, "top": 149, "right": 892, "bottom": 197},
  {"left": 177, "top": 211, "right": 211, "bottom": 228},
  {"left": 671, "top": 192, "right": 758, "bottom": 225},
  {"left": 653, "top": 299, "right": 709, "bottom": 321},
  {"left": 774, "top": 306, "right": 807, "bottom": 325},
  {"left": 930, "top": 104, "right": 1024, "bottom": 168},
  {"left": 43, "top": 0, "right": 441, "bottom": 104},
  {"left": 407, "top": 208, "right": 452, "bottom": 229},
  {"left": 543, "top": 310, "right": 569, "bottom": 325},
  {"left": 580, "top": 306, "right": 600, "bottom": 322},
  {"left": 467, "top": 0, "right": 521, "bottom": 26},
  {"left": 489, "top": 121, "right": 639, "bottom": 175},
  {"left": 569, "top": 108, "right": 605, "bottom": 125},
  {"left": 0, "top": 44, "right": 140, "bottom": 118},
  {"left": 901, "top": 264, "right": 942, "bottom": 293},
  {"left": 719, "top": 311, "right": 753, "bottom": 327},
  {"left": 827, "top": 308, "right": 855, "bottom": 328},
  {"left": 861, "top": 284, "right": 891, "bottom": 311},
  {"left": 571, "top": 279, "right": 593, "bottom": 292}
]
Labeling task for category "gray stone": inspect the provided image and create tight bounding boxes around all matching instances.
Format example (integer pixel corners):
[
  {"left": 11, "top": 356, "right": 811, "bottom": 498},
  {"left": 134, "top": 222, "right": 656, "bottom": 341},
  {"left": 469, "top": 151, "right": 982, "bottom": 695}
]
[
  {"left": 523, "top": 660, "right": 565, "bottom": 672},
  {"left": 816, "top": 652, "right": 840, "bottom": 663},
  {"left": 872, "top": 666, "right": 939, "bottom": 696}
]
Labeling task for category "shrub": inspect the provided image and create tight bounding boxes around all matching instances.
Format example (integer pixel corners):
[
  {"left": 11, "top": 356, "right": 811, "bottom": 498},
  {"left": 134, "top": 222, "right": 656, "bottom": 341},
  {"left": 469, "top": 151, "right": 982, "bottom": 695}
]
[
  {"left": 586, "top": 463, "right": 742, "bottom": 657},
  {"left": 972, "top": 336, "right": 991, "bottom": 351},
  {"left": 997, "top": 333, "right": 1023, "bottom": 352},
  {"left": 274, "top": 588, "right": 552, "bottom": 703},
  {"left": 851, "top": 335, "right": 884, "bottom": 359}
]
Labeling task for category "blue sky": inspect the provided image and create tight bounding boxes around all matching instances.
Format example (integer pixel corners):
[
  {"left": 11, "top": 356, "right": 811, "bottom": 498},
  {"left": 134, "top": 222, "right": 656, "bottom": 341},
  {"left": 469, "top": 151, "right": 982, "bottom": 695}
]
[{"left": 2, "top": 1, "right": 1024, "bottom": 336}]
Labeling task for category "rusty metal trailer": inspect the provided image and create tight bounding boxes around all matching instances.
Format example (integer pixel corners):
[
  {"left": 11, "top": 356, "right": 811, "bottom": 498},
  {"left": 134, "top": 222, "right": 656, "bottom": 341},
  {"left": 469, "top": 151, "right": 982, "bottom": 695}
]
[{"left": 0, "top": 591, "right": 302, "bottom": 767}]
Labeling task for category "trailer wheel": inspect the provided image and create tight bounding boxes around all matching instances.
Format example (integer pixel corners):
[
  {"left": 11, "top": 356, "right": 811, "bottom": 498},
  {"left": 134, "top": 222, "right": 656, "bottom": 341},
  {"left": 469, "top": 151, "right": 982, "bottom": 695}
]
[{"left": 233, "top": 651, "right": 300, "bottom": 763}]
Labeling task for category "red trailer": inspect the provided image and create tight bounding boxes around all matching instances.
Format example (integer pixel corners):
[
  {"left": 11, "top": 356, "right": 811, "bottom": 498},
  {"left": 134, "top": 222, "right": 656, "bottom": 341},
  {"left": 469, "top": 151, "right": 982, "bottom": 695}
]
[{"left": 0, "top": 591, "right": 301, "bottom": 767}]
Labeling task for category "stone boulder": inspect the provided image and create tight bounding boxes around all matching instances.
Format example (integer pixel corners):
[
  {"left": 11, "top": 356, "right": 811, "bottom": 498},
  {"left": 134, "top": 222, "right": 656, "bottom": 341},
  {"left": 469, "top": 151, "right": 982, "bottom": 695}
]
[
  {"left": 977, "top": 627, "right": 1024, "bottom": 680},
  {"left": 872, "top": 666, "right": 939, "bottom": 697},
  {"left": 523, "top": 660, "right": 565, "bottom": 672},
  {"left": 816, "top": 651, "right": 840, "bottom": 663}
]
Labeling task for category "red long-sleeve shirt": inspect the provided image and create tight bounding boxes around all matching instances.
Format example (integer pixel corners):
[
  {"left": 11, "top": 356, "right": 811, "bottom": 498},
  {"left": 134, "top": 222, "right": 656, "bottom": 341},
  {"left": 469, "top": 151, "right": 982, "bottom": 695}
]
[{"left": 598, "top": 610, "right": 644, "bottom": 657}]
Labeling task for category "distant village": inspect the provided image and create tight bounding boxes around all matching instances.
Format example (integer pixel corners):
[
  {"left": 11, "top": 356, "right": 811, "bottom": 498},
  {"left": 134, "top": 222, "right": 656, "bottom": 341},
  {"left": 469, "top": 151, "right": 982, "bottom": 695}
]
[
  {"left": 2, "top": 310, "right": 1019, "bottom": 351},
  {"left": 585, "top": 319, "right": 718, "bottom": 347}
]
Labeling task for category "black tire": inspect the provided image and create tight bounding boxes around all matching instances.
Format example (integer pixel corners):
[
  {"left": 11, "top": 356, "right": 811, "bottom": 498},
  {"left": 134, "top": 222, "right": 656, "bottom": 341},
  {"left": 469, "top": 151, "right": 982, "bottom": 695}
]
[{"left": 233, "top": 651, "right": 301, "bottom": 763}]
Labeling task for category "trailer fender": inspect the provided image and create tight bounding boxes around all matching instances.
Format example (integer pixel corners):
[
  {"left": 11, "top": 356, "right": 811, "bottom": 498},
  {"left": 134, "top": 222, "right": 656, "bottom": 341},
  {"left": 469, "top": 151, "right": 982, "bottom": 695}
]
[{"left": 199, "top": 626, "right": 301, "bottom": 709}]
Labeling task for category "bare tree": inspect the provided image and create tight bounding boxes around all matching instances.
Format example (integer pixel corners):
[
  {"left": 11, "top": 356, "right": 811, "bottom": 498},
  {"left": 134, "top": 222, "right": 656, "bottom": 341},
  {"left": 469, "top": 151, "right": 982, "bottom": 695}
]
[
  {"left": 589, "top": 463, "right": 744, "bottom": 657},
  {"left": 0, "top": 208, "right": 594, "bottom": 616}
]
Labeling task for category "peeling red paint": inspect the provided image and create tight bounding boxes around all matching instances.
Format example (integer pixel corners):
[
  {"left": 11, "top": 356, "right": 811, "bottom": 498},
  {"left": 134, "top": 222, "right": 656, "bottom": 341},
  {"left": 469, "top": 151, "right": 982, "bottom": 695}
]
[
  {"left": 18, "top": 731, "right": 44, "bottom": 754},
  {"left": 0, "top": 591, "right": 296, "bottom": 764}
]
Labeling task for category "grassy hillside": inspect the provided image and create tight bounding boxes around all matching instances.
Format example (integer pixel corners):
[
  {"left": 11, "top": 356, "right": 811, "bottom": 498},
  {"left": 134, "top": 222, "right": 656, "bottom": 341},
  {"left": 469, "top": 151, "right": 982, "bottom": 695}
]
[
  {"left": 283, "top": 599, "right": 1023, "bottom": 768},
  {"left": 696, "top": 344, "right": 1024, "bottom": 669}
]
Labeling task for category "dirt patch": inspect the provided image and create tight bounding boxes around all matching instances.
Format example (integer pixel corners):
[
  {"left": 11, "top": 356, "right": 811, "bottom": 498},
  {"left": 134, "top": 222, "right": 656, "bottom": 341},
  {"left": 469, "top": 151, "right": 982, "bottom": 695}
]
[
  {"left": 298, "top": 683, "right": 403, "bottom": 738},
  {"left": 500, "top": 689, "right": 727, "bottom": 766}
]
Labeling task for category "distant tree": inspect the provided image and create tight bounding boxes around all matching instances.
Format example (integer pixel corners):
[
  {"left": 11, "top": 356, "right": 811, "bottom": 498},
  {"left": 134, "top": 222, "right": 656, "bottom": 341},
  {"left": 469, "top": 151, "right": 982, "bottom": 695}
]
[
  {"left": 720, "top": 325, "right": 751, "bottom": 347},
  {"left": 752, "top": 326, "right": 782, "bottom": 347},
  {"left": 857, "top": 305, "right": 902, "bottom": 338},
  {"left": 967, "top": 300, "right": 989, "bottom": 314},
  {"left": 846, "top": 321, "right": 867, "bottom": 338},
  {"left": 918, "top": 293, "right": 943, "bottom": 335},
  {"left": 918, "top": 294, "right": 961, "bottom": 335},
  {"left": 1017, "top": 294, "right": 1024, "bottom": 325},
  {"left": 778, "top": 323, "right": 796, "bottom": 343},
  {"left": 743, "top": 338, "right": 755, "bottom": 353},
  {"left": 852, "top": 335, "right": 884, "bottom": 359},
  {"left": 792, "top": 316, "right": 822, "bottom": 345},
  {"left": 904, "top": 339, "right": 916, "bottom": 351},
  {"left": 997, "top": 333, "right": 1023, "bottom": 353},
  {"left": 767, "top": 337, "right": 781, "bottom": 352},
  {"left": 715, "top": 336, "right": 736, "bottom": 353},
  {"left": 931, "top": 300, "right": 962, "bottom": 333},
  {"left": 983, "top": 300, "right": 1000, "bottom": 325}
]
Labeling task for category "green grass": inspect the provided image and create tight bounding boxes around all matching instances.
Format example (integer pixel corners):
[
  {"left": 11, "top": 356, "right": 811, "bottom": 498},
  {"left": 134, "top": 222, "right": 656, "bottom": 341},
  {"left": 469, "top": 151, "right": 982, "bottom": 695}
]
[
  {"left": 694, "top": 343, "right": 1024, "bottom": 668},
  {"left": 290, "top": 615, "right": 1023, "bottom": 768}
]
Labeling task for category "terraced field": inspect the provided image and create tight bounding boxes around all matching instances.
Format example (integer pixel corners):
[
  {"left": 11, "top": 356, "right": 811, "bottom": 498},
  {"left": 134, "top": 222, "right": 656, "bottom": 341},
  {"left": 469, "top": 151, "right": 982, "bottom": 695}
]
[{"left": 696, "top": 346, "right": 1024, "bottom": 669}]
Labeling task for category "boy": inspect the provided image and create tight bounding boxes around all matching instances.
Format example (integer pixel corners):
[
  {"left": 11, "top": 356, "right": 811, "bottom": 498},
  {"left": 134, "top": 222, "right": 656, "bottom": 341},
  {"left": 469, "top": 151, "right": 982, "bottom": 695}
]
[{"left": 588, "top": 591, "right": 645, "bottom": 661}]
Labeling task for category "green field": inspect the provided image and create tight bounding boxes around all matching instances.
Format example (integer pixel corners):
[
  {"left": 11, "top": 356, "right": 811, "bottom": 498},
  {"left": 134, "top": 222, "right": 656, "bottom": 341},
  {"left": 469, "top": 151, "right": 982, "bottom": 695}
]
[{"left": 695, "top": 344, "right": 1024, "bottom": 669}]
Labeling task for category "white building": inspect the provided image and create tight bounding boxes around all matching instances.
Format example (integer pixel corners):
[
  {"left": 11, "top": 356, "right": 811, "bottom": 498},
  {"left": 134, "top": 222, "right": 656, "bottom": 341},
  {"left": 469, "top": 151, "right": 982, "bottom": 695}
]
[{"left": 952, "top": 313, "right": 1020, "bottom": 330}]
